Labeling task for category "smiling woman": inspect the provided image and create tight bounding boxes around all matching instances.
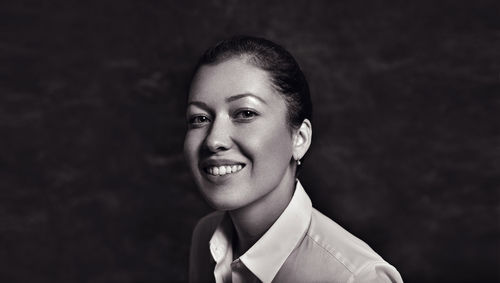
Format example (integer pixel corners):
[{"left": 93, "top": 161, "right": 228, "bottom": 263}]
[{"left": 184, "top": 36, "right": 403, "bottom": 283}]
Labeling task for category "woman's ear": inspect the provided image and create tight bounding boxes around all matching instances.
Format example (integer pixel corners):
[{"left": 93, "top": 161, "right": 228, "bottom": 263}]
[{"left": 293, "top": 119, "right": 312, "bottom": 161}]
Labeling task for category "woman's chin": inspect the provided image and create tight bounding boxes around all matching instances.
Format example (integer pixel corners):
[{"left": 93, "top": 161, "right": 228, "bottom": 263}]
[
  {"left": 207, "top": 201, "right": 240, "bottom": 211},
  {"left": 201, "top": 194, "right": 248, "bottom": 212}
]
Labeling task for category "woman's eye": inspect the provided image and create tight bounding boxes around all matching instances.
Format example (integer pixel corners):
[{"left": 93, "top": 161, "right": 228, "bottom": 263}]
[
  {"left": 189, "top": 115, "right": 210, "bottom": 125},
  {"left": 234, "top": 110, "right": 257, "bottom": 120}
]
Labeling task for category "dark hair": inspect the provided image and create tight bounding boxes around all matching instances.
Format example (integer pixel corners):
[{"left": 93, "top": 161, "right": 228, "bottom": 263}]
[{"left": 193, "top": 35, "right": 312, "bottom": 130}]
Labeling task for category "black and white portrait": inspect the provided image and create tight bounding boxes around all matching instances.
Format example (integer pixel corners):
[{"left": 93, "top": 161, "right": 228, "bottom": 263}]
[{"left": 2, "top": 1, "right": 498, "bottom": 282}]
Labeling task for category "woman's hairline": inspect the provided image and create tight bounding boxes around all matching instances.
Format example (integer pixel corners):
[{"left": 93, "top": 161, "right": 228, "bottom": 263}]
[{"left": 193, "top": 53, "right": 305, "bottom": 132}]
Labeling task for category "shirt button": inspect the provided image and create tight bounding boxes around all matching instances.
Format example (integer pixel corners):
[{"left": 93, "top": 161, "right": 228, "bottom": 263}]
[{"left": 231, "top": 259, "right": 242, "bottom": 269}]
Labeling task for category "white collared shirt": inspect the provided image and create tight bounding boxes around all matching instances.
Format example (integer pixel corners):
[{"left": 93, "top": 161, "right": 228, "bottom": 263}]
[{"left": 189, "top": 181, "right": 403, "bottom": 283}]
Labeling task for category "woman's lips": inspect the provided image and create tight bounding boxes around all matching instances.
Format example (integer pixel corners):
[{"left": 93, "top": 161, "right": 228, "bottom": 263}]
[
  {"left": 200, "top": 158, "right": 246, "bottom": 177},
  {"left": 204, "top": 164, "right": 244, "bottom": 176}
]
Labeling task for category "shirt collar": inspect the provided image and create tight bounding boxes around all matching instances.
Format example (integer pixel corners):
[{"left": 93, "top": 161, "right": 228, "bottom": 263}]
[{"left": 209, "top": 180, "right": 313, "bottom": 283}]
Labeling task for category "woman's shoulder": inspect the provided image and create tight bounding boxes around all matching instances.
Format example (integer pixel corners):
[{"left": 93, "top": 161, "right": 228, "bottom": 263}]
[
  {"left": 309, "top": 208, "right": 377, "bottom": 257},
  {"left": 189, "top": 211, "right": 225, "bottom": 281},
  {"left": 189, "top": 211, "right": 224, "bottom": 264},
  {"left": 277, "top": 207, "right": 403, "bottom": 282},
  {"left": 307, "top": 208, "right": 386, "bottom": 267},
  {"left": 300, "top": 208, "right": 403, "bottom": 282},
  {"left": 192, "top": 211, "right": 225, "bottom": 240}
]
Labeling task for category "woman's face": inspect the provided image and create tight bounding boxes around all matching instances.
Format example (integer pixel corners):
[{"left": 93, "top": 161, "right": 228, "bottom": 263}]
[{"left": 184, "top": 58, "right": 295, "bottom": 211}]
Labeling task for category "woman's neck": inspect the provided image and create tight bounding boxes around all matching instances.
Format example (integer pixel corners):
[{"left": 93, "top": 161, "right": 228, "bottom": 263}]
[{"left": 228, "top": 169, "right": 297, "bottom": 256}]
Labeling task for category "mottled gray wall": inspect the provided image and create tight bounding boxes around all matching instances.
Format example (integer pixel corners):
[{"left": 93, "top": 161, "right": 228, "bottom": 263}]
[{"left": 1, "top": 0, "right": 499, "bottom": 282}]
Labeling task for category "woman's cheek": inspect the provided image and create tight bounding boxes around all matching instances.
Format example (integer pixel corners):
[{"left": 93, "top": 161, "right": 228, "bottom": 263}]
[{"left": 244, "top": 123, "right": 292, "bottom": 170}]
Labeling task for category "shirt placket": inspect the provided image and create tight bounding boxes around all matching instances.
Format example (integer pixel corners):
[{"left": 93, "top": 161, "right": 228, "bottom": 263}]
[{"left": 231, "top": 258, "right": 260, "bottom": 283}]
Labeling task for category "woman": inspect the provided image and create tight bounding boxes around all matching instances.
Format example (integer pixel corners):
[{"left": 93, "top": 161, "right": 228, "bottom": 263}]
[{"left": 184, "top": 36, "right": 403, "bottom": 283}]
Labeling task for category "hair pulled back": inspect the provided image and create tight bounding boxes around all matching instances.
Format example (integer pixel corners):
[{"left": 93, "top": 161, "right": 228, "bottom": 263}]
[{"left": 193, "top": 36, "right": 312, "bottom": 130}]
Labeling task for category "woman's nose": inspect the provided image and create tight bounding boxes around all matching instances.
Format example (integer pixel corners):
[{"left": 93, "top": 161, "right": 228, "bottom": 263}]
[{"left": 204, "top": 118, "right": 231, "bottom": 152}]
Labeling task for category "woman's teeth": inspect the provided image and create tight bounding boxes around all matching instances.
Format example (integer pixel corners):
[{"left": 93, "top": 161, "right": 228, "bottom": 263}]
[{"left": 206, "top": 165, "right": 243, "bottom": 176}]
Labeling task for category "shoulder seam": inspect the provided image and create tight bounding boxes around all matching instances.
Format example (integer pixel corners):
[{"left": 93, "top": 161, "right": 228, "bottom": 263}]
[
  {"left": 347, "top": 260, "right": 394, "bottom": 283},
  {"left": 305, "top": 233, "right": 356, "bottom": 274}
]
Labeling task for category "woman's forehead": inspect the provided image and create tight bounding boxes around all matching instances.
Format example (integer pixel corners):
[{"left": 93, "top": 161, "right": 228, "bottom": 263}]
[{"left": 188, "top": 58, "right": 281, "bottom": 105}]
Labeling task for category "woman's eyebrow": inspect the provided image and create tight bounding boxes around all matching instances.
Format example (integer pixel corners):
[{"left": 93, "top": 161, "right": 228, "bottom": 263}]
[
  {"left": 226, "top": 93, "right": 267, "bottom": 104},
  {"left": 187, "top": 101, "right": 210, "bottom": 110}
]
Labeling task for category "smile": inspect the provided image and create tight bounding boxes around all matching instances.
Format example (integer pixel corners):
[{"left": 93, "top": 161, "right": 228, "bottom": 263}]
[{"left": 205, "top": 164, "right": 244, "bottom": 176}]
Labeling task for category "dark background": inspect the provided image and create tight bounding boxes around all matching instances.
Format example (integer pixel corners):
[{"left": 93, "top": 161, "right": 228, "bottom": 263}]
[{"left": 1, "top": 0, "right": 499, "bottom": 282}]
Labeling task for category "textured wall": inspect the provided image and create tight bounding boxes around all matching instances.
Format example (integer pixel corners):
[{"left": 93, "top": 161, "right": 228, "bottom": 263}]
[{"left": 1, "top": 0, "right": 499, "bottom": 282}]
